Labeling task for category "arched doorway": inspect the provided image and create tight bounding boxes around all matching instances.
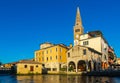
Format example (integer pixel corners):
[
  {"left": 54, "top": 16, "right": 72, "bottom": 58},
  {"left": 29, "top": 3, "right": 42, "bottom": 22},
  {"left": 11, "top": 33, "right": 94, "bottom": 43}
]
[
  {"left": 77, "top": 60, "right": 86, "bottom": 72},
  {"left": 68, "top": 61, "right": 76, "bottom": 72}
]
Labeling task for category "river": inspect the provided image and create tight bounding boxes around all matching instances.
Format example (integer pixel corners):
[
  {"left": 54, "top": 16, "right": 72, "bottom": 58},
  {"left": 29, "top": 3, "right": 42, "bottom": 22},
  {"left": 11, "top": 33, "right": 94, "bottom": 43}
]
[{"left": 0, "top": 75, "right": 120, "bottom": 83}]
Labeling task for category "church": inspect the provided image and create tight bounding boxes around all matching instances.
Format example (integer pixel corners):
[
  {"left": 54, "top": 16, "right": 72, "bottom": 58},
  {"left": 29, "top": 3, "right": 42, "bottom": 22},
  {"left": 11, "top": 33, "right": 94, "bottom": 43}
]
[{"left": 67, "top": 7, "right": 113, "bottom": 73}]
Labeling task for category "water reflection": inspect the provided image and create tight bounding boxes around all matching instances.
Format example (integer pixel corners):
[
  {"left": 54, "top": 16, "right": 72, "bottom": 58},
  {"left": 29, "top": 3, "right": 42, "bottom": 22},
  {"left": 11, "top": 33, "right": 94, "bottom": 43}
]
[
  {"left": 0, "top": 75, "right": 119, "bottom": 83},
  {"left": 16, "top": 75, "right": 119, "bottom": 83}
]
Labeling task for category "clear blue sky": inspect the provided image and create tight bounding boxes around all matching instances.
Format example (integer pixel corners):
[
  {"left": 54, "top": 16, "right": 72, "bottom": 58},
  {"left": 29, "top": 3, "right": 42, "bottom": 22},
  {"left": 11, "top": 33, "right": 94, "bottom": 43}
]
[{"left": 0, "top": 0, "right": 120, "bottom": 63}]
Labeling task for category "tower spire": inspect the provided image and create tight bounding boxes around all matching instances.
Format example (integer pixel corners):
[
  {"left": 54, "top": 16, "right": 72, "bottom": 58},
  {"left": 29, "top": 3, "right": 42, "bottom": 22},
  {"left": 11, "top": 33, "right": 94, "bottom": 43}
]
[
  {"left": 75, "top": 7, "right": 82, "bottom": 26},
  {"left": 74, "top": 7, "right": 84, "bottom": 46}
]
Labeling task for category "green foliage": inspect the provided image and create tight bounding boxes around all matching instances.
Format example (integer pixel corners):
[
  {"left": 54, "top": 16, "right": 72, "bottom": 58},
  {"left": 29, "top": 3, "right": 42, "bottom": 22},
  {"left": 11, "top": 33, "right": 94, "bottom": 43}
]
[
  {"left": 68, "top": 66, "right": 74, "bottom": 72},
  {"left": 60, "top": 67, "right": 67, "bottom": 71},
  {"left": 0, "top": 62, "right": 1, "bottom": 65}
]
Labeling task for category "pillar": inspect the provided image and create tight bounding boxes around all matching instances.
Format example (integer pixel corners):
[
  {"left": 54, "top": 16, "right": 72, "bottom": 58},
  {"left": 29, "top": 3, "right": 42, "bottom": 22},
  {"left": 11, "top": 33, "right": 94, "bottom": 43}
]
[{"left": 76, "top": 63, "right": 77, "bottom": 72}]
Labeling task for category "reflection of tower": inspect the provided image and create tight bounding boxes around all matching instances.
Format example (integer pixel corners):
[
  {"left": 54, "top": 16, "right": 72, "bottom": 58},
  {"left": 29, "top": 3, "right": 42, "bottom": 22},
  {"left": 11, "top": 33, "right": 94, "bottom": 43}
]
[{"left": 74, "top": 7, "right": 84, "bottom": 46}]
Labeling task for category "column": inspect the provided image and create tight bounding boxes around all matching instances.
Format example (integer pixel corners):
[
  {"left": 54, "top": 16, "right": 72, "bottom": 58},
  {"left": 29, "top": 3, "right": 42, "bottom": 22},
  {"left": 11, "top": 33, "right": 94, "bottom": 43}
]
[{"left": 76, "top": 63, "right": 77, "bottom": 72}]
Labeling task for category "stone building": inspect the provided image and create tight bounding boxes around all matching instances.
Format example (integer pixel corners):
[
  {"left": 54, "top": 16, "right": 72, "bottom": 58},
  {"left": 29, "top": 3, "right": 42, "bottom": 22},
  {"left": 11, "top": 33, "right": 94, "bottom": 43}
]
[
  {"left": 34, "top": 42, "right": 69, "bottom": 74},
  {"left": 67, "top": 45, "right": 102, "bottom": 72},
  {"left": 16, "top": 60, "right": 42, "bottom": 74},
  {"left": 73, "top": 7, "right": 110, "bottom": 70},
  {"left": 79, "top": 31, "right": 109, "bottom": 70}
]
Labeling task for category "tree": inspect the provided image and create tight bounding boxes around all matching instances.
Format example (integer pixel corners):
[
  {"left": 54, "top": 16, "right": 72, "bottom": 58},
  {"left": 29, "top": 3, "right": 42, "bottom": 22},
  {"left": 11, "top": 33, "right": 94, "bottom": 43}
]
[
  {"left": 68, "top": 65, "right": 74, "bottom": 72},
  {"left": 0, "top": 62, "right": 2, "bottom": 65}
]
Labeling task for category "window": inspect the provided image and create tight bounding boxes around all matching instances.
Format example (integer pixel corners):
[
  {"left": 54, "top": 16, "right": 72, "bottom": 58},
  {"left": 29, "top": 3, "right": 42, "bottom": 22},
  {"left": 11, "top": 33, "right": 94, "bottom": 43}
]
[
  {"left": 104, "top": 55, "right": 107, "bottom": 60},
  {"left": 104, "top": 48, "right": 107, "bottom": 51},
  {"left": 83, "top": 49, "right": 86, "bottom": 55},
  {"left": 56, "top": 48, "right": 57, "bottom": 52},
  {"left": 59, "top": 64, "right": 61, "bottom": 69},
  {"left": 50, "top": 56, "right": 52, "bottom": 60},
  {"left": 42, "top": 57, "right": 44, "bottom": 61},
  {"left": 83, "top": 41, "right": 85, "bottom": 45},
  {"left": 53, "top": 68, "right": 57, "bottom": 71},
  {"left": 36, "top": 65, "right": 38, "bottom": 67},
  {"left": 24, "top": 65, "right": 27, "bottom": 68},
  {"left": 60, "top": 56, "right": 62, "bottom": 60},
  {"left": 47, "top": 68, "right": 51, "bottom": 71},
  {"left": 68, "top": 52, "right": 70, "bottom": 57},
  {"left": 83, "top": 41, "right": 89, "bottom": 45},
  {"left": 39, "top": 52, "right": 41, "bottom": 56},
  {"left": 60, "top": 48, "right": 62, "bottom": 52},
  {"left": 47, "top": 57, "right": 48, "bottom": 61},
  {"left": 56, "top": 55, "right": 57, "bottom": 59},
  {"left": 46, "top": 50, "right": 48, "bottom": 54},
  {"left": 42, "top": 51, "right": 44, "bottom": 55},
  {"left": 75, "top": 29, "right": 80, "bottom": 32}
]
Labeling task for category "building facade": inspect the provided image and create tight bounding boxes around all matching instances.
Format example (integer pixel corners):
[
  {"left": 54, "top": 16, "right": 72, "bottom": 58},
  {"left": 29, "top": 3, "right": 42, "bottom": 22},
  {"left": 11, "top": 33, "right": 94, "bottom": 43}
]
[
  {"left": 67, "top": 45, "right": 102, "bottom": 72},
  {"left": 34, "top": 42, "right": 69, "bottom": 73},
  {"left": 16, "top": 60, "right": 42, "bottom": 74},
  {"left": 79, "top": 31, "right": 109, "bottom": 69},
  {"left": 73, "top": 7, "right": 109, "bottom": 70}
]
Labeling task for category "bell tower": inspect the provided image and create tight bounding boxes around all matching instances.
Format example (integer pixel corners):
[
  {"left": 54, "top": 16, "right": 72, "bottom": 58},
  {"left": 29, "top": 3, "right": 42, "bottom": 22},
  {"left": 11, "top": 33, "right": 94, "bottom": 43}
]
[{"left": 74, "top": 7, "right": 84, "bottom": 46}]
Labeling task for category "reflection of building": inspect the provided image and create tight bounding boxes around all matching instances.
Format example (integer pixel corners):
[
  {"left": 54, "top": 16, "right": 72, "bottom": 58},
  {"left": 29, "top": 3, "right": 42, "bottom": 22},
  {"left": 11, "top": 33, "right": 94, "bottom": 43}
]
[
  {"left": 34, "top": 42, "right": 69, "bottom": 73},
  {"left": 16, "top": 75, "right": 114, "bottom": 83},
  {"left": 16, "top": 75, "right": 67, "bottom": 83},
  {"left": 73, "top": 7, "right": 110, "bottom": 70},
  {"left": 16, "top": 60, "right": 42, "bottom": 74},
  {"left": 67, "top": 45, "right": 101, "bottom": 72}
]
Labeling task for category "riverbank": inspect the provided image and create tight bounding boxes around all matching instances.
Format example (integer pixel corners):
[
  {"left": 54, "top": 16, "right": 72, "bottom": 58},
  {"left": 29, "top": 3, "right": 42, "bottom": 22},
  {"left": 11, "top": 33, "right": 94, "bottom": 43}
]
[
  {"left": 1, "top": 69, "right": 120, "bottom": 77},
  {"left": 86, "top": 70, "right": 120, "bottom": 76},
  {"left": 0, "top": 70, "right": 12, "bottom": 75},
  {"left": 46, "top": 70, "right": 120, "bottom": 76}
]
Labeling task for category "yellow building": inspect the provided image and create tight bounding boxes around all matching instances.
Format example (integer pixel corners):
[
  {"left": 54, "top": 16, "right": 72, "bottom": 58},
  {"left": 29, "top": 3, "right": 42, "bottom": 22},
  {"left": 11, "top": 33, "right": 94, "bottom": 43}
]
[
  {"left": 16, "top": 60, "right": 42, "bottom": 74},
  {"left": 34, "top": 42, "right": 69, "bottom": 73}
]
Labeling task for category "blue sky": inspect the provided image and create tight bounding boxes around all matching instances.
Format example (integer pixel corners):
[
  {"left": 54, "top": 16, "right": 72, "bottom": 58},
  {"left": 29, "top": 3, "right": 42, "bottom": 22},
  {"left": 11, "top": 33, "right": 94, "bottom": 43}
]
[{"left": 0, "top": 0, "right": 120, "bottom": 63}]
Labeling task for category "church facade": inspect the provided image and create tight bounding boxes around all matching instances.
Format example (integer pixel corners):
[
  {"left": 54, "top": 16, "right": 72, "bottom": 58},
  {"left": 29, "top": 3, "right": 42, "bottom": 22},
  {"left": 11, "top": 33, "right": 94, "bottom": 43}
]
[{"left": 67, "top": 45, "right": 102, "bottom": 72}]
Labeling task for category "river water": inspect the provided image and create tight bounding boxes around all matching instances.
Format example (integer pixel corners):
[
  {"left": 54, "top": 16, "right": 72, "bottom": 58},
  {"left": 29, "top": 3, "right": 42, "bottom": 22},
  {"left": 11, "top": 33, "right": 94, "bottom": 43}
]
[{"left": 0, "top": 75, "right": 120, "bottom": 83}]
